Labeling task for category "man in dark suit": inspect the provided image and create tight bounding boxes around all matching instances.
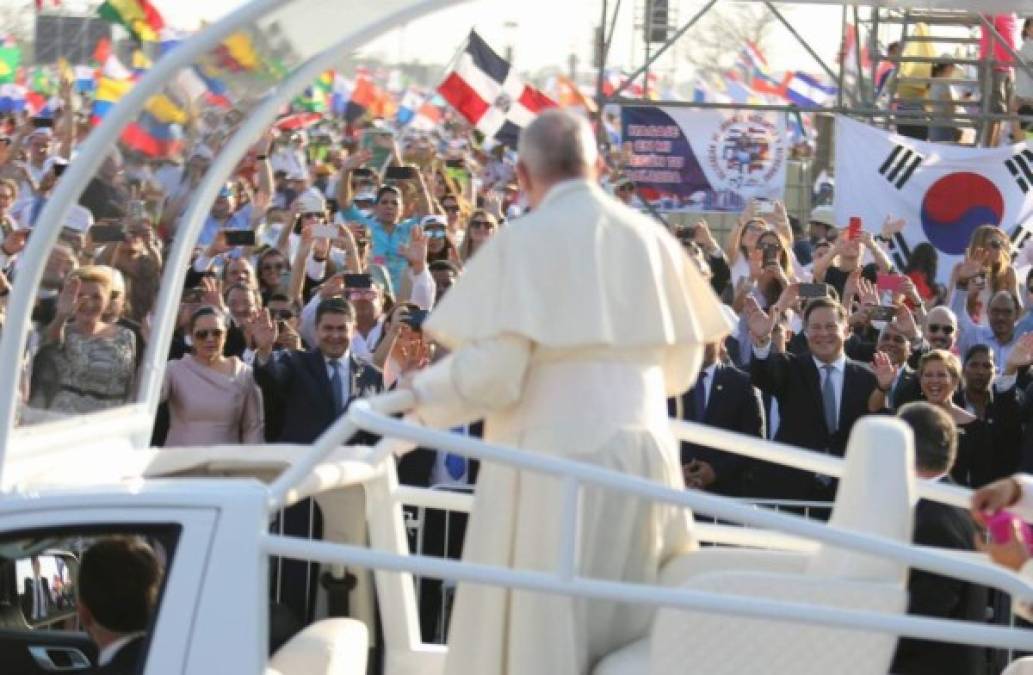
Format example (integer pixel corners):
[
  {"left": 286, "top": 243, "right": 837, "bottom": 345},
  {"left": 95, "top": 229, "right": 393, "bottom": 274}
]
[
  {"left": 891, "top": 402, "right": 988, "bottom": 675},
  {"left": 669, "top": 341, "right": 765, "bottom": 496},
  {"left": 19, "top": 557, "right": 51, "bottom": 623},
  {"left": 252, "top": 296, "right": 383, "bottom": 444},
  {"left": 743, "top": 294, "right": 880, "bottom": 501},
  {"left": 251, "top": 297, "right": 383, "bottom": 624},
  {"left": 78, "top": 537, "right": 160, "bottom": 675}
]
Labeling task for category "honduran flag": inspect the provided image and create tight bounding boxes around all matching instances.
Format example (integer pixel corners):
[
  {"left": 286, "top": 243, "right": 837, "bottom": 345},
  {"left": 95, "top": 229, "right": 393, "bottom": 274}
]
[
  {"left": 784, "top": 71, "right": 837, "bottom": 108},
  {"left": 437, "top": 30, "right": 555, "bottom": 146}
]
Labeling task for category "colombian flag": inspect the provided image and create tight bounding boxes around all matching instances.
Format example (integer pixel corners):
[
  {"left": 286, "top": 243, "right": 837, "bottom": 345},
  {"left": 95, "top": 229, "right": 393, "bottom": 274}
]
[{"left": 98, "top": 0, "right": 165, "bottom": 43}]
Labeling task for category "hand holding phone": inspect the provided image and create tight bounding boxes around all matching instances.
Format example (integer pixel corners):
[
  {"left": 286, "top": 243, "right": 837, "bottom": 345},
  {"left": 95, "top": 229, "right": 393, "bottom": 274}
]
[
  {"left": 312, "top": 225, "right": 337, "bottom": 240},
  {"left": 798, "top": 283, "right": 829, "bottom": 299},
  {"left": 89, "top": 224, "right": 125, "bottom": 243},
  {"left": 986, "top": 510, "right": 1033, "bottom": 550}
]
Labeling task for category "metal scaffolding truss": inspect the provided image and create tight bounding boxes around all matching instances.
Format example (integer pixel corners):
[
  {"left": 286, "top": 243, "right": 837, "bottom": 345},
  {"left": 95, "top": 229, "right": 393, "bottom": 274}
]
[{"left": 596, "top": 0, "right": 1033, "bottom": 145}]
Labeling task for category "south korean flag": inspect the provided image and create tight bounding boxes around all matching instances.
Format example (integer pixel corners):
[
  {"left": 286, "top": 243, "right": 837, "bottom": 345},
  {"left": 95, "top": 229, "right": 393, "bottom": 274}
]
[{"left": 834, "top": 116, "right": 1033, "bottom": 282}]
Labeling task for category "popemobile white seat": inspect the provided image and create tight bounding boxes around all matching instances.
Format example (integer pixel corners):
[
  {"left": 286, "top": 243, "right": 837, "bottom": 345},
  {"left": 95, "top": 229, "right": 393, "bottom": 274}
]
[
  {"left": 1003, "top": 657, "right": 1033, "bottom": 674},
  {"left": 264, "top": 618, "right": 368, "bottom": 675},
  {"left": 594, "top": 416, "right": 916, "bottom": 675}
]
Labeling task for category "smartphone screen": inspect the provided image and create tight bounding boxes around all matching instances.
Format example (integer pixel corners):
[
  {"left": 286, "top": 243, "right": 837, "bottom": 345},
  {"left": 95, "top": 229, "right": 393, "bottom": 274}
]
[
  {"left": 848, "top": 217, "right": 862, "bottom": 241},
  {"left": 312, "top": 225, "right": 337, "bottom": 239},
  {"left": 869, "top": 305, "right": 897, "bottom": 322},
  {"left": 876, "top": 273, "right": 907, "bottom": 294},
  {"left": 385, "top": 165, "right": 419, "bottom": 181},
  {"left": 403, "top": 308, "right": 429, "bottom": 331},
  {"left": 343, "top": 273, "right": 373, "bottom": 289},
  {"left": 798, "top": 283, "right": 829, "bottom": 299},
  {"left": 89, "top": 224, "right": 125, "bottom": 243},
  {"left": 223, "top": 230, "right": 256, "bottom": 247}
]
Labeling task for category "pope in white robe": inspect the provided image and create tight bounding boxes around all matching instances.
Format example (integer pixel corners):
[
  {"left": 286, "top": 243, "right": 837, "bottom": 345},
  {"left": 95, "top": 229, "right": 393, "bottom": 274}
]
[{"left": 408, "top": 110, "right": 732, "bottom": 674}]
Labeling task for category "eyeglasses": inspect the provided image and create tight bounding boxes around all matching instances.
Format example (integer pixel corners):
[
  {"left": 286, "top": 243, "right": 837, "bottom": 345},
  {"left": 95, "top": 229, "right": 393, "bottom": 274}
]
[
  {"left": 261, "top": 262, "right": 286, "bottom": 272},
  {"left": 927, "top": 324, "right": 955, "bottom": 334},
  {"left": 194, "top": 328, "right": 225, "bottom": 340},
  {"left": 469, "top": 220, "right": 495, "bottom": 230},
  {"left": 272, "top": 309, "right": 295, "bottom": 320},
  {"left": 424, "top": 227, "right": 447, "bottom": 238}
]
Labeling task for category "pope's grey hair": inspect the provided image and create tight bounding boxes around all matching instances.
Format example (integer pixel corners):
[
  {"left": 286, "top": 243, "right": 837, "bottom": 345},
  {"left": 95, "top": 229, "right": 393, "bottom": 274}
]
[{"left": 517, "top": 109, "right": 598, "bottom": 181}]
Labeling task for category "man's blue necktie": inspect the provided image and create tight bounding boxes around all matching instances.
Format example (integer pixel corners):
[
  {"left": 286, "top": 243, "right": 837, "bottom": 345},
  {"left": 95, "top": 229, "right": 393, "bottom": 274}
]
[
  {"left": 445, "top": 426, "right": 468, "bottom": 480},
  {"left": 329, "top": 359, "right": 345, "bottom": 415},
  {"left": 694, "top": 371, "right": 708, "bottom": 421}
]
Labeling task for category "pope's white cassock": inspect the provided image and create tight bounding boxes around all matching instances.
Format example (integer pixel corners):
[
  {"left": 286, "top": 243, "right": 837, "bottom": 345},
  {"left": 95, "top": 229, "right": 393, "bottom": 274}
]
[{"left": 411, "top": 177, "right": 732, "bottom": 674}]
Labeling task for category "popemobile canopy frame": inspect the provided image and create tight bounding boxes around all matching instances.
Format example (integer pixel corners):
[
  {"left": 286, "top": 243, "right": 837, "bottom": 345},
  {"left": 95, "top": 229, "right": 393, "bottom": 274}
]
[{"left": 4, "top": 1, "right": 1033, "bottom": 674}]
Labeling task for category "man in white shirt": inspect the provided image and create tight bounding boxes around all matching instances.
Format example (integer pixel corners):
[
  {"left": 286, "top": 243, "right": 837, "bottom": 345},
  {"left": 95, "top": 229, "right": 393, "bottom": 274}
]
[{"left": 77, "top": 538, "right": 161, "bottom": 675}]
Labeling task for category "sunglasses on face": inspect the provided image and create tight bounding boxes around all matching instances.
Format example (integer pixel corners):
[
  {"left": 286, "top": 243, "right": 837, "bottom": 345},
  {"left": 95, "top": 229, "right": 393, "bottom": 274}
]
[
  {"left": 443, "top": 204, "right": 460, "bottom": 213},
  {"left": 194, "top": 328, "right": 224, "bottom": 340},
  {"left": 927, "top": 324, "right": 955, "bottom": 334},
  {"left": 272, "top": 309, "right": 295, "bottom": 321},
  {"left": 469, "top": 220, "right": 494, "bottom": 230},
  {"left": 424, "top": 227, "right": 447, "bottom": 238}
]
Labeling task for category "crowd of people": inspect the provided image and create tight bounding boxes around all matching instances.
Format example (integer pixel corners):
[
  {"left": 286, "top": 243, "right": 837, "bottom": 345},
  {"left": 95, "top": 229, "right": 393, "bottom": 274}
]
[{"left": 5, "top": 54, "right": 1033, "bottom": 670}]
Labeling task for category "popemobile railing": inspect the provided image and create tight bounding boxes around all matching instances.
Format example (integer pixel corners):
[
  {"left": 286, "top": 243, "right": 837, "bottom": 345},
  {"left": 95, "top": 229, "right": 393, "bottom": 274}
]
[{"left": 259, "top": 390, "right": 1033, "bottom": 655}]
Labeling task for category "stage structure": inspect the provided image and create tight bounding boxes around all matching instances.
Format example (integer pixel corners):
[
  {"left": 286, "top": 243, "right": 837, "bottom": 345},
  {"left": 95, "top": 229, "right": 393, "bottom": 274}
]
[{"left": 596, "top": 0, "right": 1033, "bottom": 147}]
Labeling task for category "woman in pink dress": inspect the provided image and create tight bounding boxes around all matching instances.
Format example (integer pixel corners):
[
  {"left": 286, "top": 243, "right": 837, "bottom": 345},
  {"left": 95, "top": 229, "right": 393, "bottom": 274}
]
[{"left": 161, "top": 306, "right": 264, "bottom": 446}]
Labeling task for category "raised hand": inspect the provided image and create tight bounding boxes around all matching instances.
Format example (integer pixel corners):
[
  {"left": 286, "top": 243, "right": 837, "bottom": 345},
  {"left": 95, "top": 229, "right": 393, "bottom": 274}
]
[
  {"left": 693, "top": 219, "right": 718, "bottom": 252},
  {"left": 957, "top": 248, "right": 986, "bottom": 281},
  {"left": 1005, "top": 333, "right": 1033, "bottom": 374},
  {"left": 248, "top": 309, "right": 278, "bottom": 354},
  {"left": 872, "top": 351, "right": 898, "bottom": 392},
  {"left": 399, "top": 226, "right": 428, "bottom": 270},
  {"left": 971, "top": 477, "right": 1022, "bottom": 524},
  {"left": 893, "top": 304, "right": 919, "bottom": 340},
  {"left": 881, "top": 215, "right": 906, "bottom": 237},
  {"left": 856, "top": 276, "right": 880, "bottom": 308},
  {"left": 744, "top": 296, "right": 776, "bottom": 344},
  {"left": 482, "top": 191, "right": 504, "bottom": 219},
  {"left": 275, "top": 321, "right": 302, "bottom": 352},
  {"left": 199, "top": 276, "right": 225, "bottom": 311},
  {"left": 2, "top": 228, "right": 28, "bottom": 257},
  {"left": 342, "top": 148, "right": 373, "bottom": 172},
  {"left": 55, "top": 277, "right": 81, "bottom": 319}
]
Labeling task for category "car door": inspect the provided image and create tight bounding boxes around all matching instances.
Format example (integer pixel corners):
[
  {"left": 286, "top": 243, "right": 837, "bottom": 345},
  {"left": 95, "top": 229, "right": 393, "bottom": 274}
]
[{"left": 0, "top": 503, "right": 218, "bottom": 675}]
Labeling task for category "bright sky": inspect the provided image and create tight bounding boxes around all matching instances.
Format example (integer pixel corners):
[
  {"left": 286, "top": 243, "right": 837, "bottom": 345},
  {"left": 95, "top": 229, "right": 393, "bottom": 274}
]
[{"left": 16, "top": 0, "right": 846, "bottom": 80}]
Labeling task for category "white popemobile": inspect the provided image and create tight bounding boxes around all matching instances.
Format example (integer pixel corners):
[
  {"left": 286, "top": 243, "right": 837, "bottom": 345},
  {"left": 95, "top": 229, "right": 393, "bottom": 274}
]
[{"left": 3, "top": 1, "right": 1033, "bottom": 674}]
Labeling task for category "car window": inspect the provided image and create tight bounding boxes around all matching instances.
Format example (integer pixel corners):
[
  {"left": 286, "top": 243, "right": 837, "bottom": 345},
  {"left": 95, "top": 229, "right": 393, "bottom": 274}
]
[{"left": 0, "top": 524, "right": 180, "bottom": 675}]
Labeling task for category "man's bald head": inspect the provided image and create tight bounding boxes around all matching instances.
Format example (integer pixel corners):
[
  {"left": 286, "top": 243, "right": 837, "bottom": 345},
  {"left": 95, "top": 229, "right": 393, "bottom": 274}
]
[
  {"left": 924, "top": 305, "right": 957, "bottom": 350},
  {"left": 516, "top": 110, "right": 598, "bottom": 206}
]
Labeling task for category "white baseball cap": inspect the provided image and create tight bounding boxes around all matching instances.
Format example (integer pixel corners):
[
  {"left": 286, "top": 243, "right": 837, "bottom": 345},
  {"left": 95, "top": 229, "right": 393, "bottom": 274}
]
[{"left": 295, "top": 188, "right": 325, "bottom": 214}]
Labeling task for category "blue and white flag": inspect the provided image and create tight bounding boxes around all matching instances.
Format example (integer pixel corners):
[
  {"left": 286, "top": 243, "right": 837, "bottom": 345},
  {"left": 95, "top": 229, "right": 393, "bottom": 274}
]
[{"left": 785, "top": 71, "right": 837, "bottom": 108}]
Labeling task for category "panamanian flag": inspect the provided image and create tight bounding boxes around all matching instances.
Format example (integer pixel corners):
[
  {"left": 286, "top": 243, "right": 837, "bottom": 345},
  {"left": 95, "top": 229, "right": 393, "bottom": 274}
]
[
  {"left": 834, "top": 115, "right": 1033, "bottom": 282},
  {"left": 437, "top": 30, "right": 556, "bottom": 147}
]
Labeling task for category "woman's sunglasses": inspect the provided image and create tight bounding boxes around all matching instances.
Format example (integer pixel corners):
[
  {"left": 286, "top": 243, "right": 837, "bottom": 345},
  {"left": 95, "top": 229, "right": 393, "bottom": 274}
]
[
  {"left": 194, "top": 328, "right": 225, "bottom": 340},
  {"left": 423, "top": 227, "right": 447, "bottom": 239},
  {"left": 469, "top": 219, "right": 494, "bottom": 230}
]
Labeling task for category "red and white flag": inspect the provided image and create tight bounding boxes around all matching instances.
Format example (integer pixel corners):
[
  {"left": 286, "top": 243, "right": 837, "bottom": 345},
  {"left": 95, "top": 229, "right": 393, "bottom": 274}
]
[{"left": 437, "top": 30, "right": 555, "bottom": 146}]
